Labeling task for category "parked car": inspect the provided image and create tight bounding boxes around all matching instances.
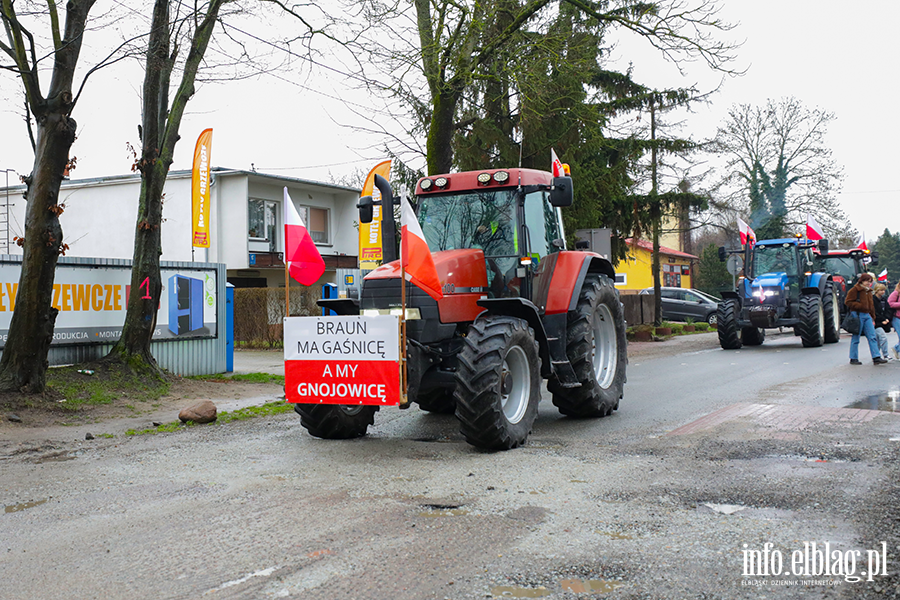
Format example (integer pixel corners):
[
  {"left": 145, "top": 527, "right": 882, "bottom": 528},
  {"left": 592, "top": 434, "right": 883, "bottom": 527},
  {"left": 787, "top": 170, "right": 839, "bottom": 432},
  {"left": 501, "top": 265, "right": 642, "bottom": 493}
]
[{"left": 639, "top": 287, "right": 720, "bottom": 325}]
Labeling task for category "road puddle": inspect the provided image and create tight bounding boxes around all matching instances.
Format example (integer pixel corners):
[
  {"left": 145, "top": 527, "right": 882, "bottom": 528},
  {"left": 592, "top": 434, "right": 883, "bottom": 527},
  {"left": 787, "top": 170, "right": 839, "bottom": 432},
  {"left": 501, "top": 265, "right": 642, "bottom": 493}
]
[
  {"left": 492, "top": 579, "right": 624, "bottom": 596},
  {"left": 418, "top": 503, "right": 467, "bottom": 517},
  {"left": 491, "top": 585, "right": 551, "bottom": 597},
  {"left": 845, "top": 389, "right": 900, "bottom": 412},
  {"left": 5, "top": 498, "right": 48, "bottom": 513}
]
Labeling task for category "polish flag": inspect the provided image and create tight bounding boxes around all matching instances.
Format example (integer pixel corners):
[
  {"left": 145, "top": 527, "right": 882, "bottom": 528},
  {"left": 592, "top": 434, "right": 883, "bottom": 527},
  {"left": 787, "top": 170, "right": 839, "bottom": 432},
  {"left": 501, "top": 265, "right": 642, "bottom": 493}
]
[
  {"left": 284, "top": 188, "right": 325, "bottom": 286},
  {"left": 737, "top": 217, "right": 756, "bottom": 247},
  {"left": 878, "top": 268, "right": 888, "bottom": 282},
  {"left": 805, "top": 214, "right": 825, "bottom": 241},
  {"left": 400, "top": 195, "right": 443, "bottom": 301},
  {"left": 857, "top": 233, "right": 868, "bottom": 251},
  {"left": 551, "top": 148, "right": 564, "bottom": 177}
]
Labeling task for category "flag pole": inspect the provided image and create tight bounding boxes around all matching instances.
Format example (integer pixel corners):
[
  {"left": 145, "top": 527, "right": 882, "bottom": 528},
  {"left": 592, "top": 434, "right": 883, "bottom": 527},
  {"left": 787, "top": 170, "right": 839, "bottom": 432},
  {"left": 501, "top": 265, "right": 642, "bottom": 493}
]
[
  {"left": 399, "top": 234, "right": 408, "bottom": 407},
  {"left": 285, "top": 259, "right": 290, "bottom": 319}
]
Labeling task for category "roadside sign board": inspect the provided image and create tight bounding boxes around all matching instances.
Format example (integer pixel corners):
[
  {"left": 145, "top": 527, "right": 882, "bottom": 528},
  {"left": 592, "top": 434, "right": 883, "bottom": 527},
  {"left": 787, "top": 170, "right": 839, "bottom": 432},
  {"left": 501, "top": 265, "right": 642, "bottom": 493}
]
[
  {"left": 726, "top": 254, "right": 744, "bottom": 276},
  {"left": 284, "top": 315, "right": 400, "bottom": 406}
]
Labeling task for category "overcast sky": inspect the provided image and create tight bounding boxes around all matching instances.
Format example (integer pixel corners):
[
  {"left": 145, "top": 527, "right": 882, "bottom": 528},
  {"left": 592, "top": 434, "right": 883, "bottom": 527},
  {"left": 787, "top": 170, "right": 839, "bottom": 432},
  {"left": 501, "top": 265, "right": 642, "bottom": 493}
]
[{"left": 1, "top": 1, "right": 897, "bottom": 244}]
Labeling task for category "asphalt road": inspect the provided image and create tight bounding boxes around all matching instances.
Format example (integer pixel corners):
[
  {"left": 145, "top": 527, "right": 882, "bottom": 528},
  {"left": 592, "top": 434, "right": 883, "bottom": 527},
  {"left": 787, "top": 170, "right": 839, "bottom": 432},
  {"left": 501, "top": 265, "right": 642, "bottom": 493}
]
[{"left": 3, "top": 332, "right": 900, "bottom": 599}]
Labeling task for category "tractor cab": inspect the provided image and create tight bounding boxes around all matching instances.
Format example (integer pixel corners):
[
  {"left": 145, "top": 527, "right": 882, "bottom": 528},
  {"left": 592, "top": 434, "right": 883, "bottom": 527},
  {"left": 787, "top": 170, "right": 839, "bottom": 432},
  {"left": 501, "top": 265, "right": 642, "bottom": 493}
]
[
  {"left": 813, "top": 248, "right": 877, "bottom": 316},
  {"left": 414, "top": 169, "right": 567, "bottom": 300}
]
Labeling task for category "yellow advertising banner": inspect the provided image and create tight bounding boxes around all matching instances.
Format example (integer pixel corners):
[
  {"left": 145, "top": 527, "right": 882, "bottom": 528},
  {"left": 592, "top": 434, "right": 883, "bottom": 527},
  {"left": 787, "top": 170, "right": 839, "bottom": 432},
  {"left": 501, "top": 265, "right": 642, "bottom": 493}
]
[
  {"left": 192, "top": 128, "right": 213, "bottom": 248},
  {"left": 358, "top": 160, "right": 391, "bottom": 270}
]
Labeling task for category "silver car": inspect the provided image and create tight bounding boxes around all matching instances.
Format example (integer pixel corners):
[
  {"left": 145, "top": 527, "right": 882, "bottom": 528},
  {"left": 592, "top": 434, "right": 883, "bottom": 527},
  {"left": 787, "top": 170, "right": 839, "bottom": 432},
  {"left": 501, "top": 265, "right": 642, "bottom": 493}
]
[{"left": 639, "top": 287, "right": 719, "bottom": 325}]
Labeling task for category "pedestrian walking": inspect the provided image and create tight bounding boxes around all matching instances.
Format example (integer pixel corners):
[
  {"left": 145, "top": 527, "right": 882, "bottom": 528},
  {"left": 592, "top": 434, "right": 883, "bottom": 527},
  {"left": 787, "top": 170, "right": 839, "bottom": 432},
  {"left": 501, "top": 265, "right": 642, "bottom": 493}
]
[
  {"left": 845, "top": 273, "right": 886, "bottom": 365},
  {"left": 873, "top": 283, "right": 893, "bottom": 361},
  {"left": 888, "top": 281, "right": 900, "bottom": 360}
]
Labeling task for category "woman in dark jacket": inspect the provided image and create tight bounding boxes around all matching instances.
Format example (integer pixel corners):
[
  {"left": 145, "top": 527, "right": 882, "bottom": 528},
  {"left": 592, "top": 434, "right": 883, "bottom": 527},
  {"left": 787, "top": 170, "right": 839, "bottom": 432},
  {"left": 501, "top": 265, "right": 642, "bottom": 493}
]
[
  {"left": 845, "top": 273, "right": 886, "bottom": 365},
  {"left": 874, "top": 283, "right": 893, "bottom": 360}
]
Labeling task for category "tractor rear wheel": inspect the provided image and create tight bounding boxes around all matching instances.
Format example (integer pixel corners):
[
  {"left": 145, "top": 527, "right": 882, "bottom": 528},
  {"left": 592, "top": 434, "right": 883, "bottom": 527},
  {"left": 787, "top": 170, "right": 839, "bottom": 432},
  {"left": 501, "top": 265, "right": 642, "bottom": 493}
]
[
  {"left": 741, "top": 326, "right": 765, "bottom": 346},
  {"left": 717, "top": 299, "right": 742, "bottom": 349},
  {"left": 294, "top": 404, "right": 379, "bottom": 439},
  {"left": 798, "top": 294, "right": 825, "bottom": 347},
  {"left": 549, "top": 273, "right": 626, "bottom": 418},
  {"left": 416, "top": 388, "right": 456, "bottom": 414},
  {"left": 455, "top": 316, "right": 541, "bottom": 450},
  {"left": 823, "top": 283, "right": 840, "bottom": 344}
]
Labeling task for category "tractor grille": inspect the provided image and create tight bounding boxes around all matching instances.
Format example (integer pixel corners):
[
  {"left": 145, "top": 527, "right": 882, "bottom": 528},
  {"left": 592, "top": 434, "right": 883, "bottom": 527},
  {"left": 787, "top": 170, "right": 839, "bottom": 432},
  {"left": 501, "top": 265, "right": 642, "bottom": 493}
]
[{"left": 361, "top": 279, "right": 455, "bottom": 344}]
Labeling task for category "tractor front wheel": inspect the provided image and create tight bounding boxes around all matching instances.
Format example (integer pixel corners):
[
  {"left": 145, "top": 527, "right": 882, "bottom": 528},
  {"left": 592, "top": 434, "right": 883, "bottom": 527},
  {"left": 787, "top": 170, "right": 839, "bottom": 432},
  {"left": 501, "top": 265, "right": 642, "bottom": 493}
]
[
  {"left": 548, "top": 273, "right": 626, "bottom": 418},
  {"left": 798, "top": 294, "right": 825, "bottom": 347},
  {"left": 455, "top": 316, "right": 541, "bottom": 450},
  {"left": 294, "top": 404, "right": 379, "bottom": 439},
  {"left": 717, "top": 299, "right": 742, "bottom": 349},
  {"left": 823, "top": 283, "right": 840, "bottom": 344}
]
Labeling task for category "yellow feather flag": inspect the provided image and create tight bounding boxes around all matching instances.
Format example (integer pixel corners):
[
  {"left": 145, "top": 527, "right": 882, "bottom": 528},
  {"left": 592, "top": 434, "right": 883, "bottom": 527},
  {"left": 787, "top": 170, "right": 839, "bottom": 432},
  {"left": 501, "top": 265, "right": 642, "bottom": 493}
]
[
  {"left": 358, "top": 160, "right": 391, "bottom": 269},
  {"left": 191, "top": 128, "right": 213, "bottom": 248}
]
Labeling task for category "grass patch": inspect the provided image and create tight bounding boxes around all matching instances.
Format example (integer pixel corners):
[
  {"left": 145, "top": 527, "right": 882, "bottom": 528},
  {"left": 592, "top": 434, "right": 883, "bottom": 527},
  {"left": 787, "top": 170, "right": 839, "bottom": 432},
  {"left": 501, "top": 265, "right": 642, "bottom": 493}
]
[
  {"left": 48, "top": 363, "right": 170, "bottom": 412},
  {"left": 188, "top": 372, "right": 285, "bottom": 386},
  {"left": 125, "top": 401, "right": 292, "bottom": 436}
]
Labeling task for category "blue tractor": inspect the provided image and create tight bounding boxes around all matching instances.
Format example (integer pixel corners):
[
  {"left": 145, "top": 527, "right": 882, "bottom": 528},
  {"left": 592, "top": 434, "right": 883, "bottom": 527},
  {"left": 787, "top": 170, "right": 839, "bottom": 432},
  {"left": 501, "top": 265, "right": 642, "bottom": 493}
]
[{"left": 717, "top": 237, "right": 840, "bottom": 349}]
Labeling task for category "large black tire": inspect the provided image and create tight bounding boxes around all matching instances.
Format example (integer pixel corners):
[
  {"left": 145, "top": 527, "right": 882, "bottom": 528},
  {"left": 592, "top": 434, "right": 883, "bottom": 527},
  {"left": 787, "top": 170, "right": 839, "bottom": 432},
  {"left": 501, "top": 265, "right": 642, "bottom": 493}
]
[
  {"left": 548, "top": 273, "right": 627, "bottom": 418},
  {"left": 741, "top": 326, "right": 765, "bottom": 346},
  {"left": 717, "top": 299, "right": 742, "bottom": 349},
  {"left": 416, "top": 388, "right": 456, "bottom": 414},
  {"left": 823, "top": 283, "right": 840, "bottom": 344},
  {"left": 798, "top": 294, "right": 825, "bottom": 347},
  {"left": 455, "top": 316, "right": 541, "bottom": 450},
  {"left": 294, "top": 404, "right": 379, "bottom": 439}
]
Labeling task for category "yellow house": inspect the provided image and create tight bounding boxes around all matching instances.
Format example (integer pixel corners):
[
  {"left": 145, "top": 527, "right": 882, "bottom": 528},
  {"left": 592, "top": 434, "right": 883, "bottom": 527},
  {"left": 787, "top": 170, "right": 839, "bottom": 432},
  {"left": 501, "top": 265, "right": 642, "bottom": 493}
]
[{"left": 615, "top": 238, "right": 698, "bottom": 291}]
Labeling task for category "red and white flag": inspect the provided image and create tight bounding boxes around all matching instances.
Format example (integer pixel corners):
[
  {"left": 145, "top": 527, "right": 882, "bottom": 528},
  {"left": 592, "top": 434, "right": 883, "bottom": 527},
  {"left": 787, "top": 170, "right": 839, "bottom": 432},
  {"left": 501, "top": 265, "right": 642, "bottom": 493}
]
[
  {"left": 737, "top": 217, "right": 756, "bottom": 247},
  {"left": 806, "top": 213, "right": 825, "bottom": 241},
  {"left": 857, "top": 233, "right": 868, "bottom": 251},
  {"left": 400, "top": 195, "right": 443, "bottom": 301},
  {"left": 878, "top": 268, "right": 888, "bottom": 282},
  {"left": 551, "top": 148, "right": 564, "bottom": 177},
  {"left": 284, "top": 188, "right": 326, "bottom": 286}
]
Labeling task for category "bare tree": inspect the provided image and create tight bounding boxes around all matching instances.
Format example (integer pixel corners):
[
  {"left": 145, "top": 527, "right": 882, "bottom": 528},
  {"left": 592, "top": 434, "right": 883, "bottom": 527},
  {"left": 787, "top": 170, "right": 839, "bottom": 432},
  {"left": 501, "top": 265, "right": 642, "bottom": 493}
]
[
  {"left": 348, "top": 0, "right": 740, "bottom": 175},
  {"left": 0, "top": 1, "right": 97, "bottom": 392},
  {"left": 710, "top": 97, "right": 852, "bottom": 241},
  {"left": 106, "top": 0, "right": 332, "bottom": 372}
]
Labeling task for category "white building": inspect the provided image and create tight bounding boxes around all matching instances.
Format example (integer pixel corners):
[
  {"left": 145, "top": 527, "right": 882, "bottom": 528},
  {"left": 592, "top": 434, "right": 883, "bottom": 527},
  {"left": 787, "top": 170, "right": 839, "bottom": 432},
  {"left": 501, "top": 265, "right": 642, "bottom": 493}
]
[{"left": 0, "top": 167, "right": 362, "bottom": 288}]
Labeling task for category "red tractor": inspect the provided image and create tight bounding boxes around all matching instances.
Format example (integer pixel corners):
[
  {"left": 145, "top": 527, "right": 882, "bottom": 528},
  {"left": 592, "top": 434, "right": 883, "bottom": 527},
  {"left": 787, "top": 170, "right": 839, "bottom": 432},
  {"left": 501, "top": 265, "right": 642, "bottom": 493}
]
[{"left": 299, "top": 168, "right": 627, "bottom": 450}]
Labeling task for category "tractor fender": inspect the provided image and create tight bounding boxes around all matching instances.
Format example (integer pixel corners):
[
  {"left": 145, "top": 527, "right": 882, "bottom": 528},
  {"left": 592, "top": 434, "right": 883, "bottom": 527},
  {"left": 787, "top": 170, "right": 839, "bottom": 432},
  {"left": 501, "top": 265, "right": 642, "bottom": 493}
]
[
  {"left": 721, "top": 290, "right": 742, "bottom": 307},
  {"left": 540, "top": 251, "right": 616, "bottom": 315},
  {"left": 802, "top": 272, "right": 831, "bottom": 296},
  {"left": 475, "top": 298, "right": 553, "bottom": 380}
]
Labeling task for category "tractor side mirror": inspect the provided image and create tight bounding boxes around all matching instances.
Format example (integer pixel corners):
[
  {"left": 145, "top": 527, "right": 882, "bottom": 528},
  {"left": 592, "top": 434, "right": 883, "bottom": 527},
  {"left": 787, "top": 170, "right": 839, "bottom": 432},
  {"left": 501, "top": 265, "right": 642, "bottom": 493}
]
[
  {"left": 552, "top": 238, "right": 566, "bottom": 249},
  {"left": 358, "top": 195, "right": 374, "bottom": 224},
  {"left": 549, "top": 176, "right": 573, "bottom": 207},
  {"left": 717, "top": 246, "right": 727, "bottom": 262},
  {"left": 817, "top": 238, "right": 829, "bottom": 254},
  {"left": 870, "top": 252, "right": 879, "bottom": 267},
  {"left": 575, "top": 240, "right": 589, "bottom": 250}
]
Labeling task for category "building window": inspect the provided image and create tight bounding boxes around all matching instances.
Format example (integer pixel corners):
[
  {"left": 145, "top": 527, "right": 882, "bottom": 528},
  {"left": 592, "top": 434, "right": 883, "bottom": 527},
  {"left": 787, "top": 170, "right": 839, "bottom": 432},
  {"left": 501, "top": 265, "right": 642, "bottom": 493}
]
[
  {"left": 615, "top": 273, "right": 627, "bottom": 286},
  {"left": 298, "top": 206, "right": 329, "bottom": 244},
  {"left": 248, "top": 199, "right": 278, "bottom": 252}
]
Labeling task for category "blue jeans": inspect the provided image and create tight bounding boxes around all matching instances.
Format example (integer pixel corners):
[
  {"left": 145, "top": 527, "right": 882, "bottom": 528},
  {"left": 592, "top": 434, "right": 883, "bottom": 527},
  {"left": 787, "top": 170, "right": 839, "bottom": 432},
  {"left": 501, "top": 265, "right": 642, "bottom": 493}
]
[
  {"left": 876, "top": 327, "right": 889, "bottom": 358},
  {"left": 850, "top": 312, "right": 880, "bottom": 361},
  {"left": 893, "top": 317, "right": 900, "bottom": 354}
]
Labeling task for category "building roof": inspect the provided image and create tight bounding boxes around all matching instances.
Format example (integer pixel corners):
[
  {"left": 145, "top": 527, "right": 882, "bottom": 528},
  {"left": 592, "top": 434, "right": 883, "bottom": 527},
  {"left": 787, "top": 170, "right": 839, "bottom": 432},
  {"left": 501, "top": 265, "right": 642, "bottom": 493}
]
[
  {"left": 625, "top": 237, "right": 698, "bottom": 260},
  {"left": 0, "top": 167, "right": 362, "bottom": 194}
]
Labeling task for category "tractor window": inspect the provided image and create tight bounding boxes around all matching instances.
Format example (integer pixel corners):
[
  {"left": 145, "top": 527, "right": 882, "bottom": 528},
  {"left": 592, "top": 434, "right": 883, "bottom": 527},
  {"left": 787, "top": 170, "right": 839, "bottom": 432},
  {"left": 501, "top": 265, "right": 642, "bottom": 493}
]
[
  {"left": 752, "top": 245, "right": 797, "bottom": 276},
  {"left": 416, "top": 190, "right": 517, "bottom": 259},
  {"left": 523, "top": 190, "right": 561, "bottom": 264},
  {"left": 815, "top": 256, "right": 855, "bottom": 279}
]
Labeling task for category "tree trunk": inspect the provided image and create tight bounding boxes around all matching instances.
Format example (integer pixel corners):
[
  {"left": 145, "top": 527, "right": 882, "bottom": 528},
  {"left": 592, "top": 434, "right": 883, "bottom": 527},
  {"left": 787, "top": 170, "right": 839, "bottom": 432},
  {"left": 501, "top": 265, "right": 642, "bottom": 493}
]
[
  {"left": 0, "top": 113, "right": 74, "bottom": 392},
  {"left": 426, "top": 86, "right": 461, "bottom": 175}
]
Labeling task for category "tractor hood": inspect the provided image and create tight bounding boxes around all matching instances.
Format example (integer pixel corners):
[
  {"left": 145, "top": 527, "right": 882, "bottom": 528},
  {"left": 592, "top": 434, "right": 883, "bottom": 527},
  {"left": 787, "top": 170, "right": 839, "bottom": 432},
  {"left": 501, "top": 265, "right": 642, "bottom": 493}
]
[
  {"left": 364, "top": 249, "right": 488, "bottom": 290},
  {"left": 752, "top": 272, "right": 788, "bottom": 290}
]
